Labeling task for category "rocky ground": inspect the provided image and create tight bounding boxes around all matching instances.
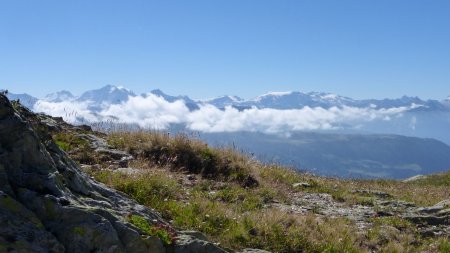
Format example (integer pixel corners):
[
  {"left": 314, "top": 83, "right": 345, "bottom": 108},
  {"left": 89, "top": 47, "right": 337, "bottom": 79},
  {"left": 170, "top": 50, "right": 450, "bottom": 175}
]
[
  {"left": 273, "top": 190, "right": 449, "bottom": 238},
  {"left": 83, "top": 128, "right": 449, "bottom": 242},
  {"left": 80, "top": 132, "right": 449, "bottom": 251},
  {"left": 0, "top": 94, "right": 270, "bottom": 253}
]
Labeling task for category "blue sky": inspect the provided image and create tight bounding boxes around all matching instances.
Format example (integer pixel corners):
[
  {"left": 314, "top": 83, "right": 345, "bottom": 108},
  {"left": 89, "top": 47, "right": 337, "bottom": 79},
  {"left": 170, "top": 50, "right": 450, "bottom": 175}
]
[{"left": 1, "top": 0, "right": 449, "bottom": 99}]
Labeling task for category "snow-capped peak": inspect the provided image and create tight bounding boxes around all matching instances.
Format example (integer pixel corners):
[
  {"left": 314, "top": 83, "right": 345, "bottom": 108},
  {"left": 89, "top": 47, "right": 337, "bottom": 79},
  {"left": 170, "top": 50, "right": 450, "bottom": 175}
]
[
  {"left": 104, "top": 84, "right": 132, "bottom": 93},
  {"left": 252, "top": 91, "right": 295, "bottom": 103},
  {"left": 264, "top": 91, "right": 293, "bottom": 97},
  {"left": 77, "top": 85, "right": 135, "bottom": 106},
  {"left": 146, "top": 89, "right": 198, "bottom": 110},
  {"left": 44, "top": 90, "right": 75, "bottom": 102},
  {"left": 203, "top": 95, "right": 243, "bottom": 102},
  {"left": 320, "top": 93, "right": 339, "bottom": 100},
  {"left": 220, "top": 95, "right": 243, "bottom": 102},
  {"left": 202, "top": 95, "right": 244, "bottom": 108}
]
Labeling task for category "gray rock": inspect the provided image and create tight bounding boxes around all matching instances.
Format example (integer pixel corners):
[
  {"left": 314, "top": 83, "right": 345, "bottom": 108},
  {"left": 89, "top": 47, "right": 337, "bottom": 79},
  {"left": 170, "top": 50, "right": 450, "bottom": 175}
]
[
  {"left": 238, "top": 249, "right": 272, "bottom": 253},
  {"left": 115, "top": 167, "right": 142, "bottom": 175},
  {"left": 407, "top": 199, "right": 450, "bottom": 226},
  {"left": 172, "top": 234, "right": 227, "bottom": 253},
  {"left": 292, "top": 182, "right": 311, "bottom": 188},
  {"left": 437, "top": 209, "right": 450, "bottom": 216},
  {"left": 77, "top": 133, "right": 134, "bottom": 162},
  {"left": 417, "top": 206, "right": 445, "bottom": 214},
  {"left": 0, "top": 191, "right": 65, "bottom": 252},
  {"left": 0, "top": 94, "right": 227, "bottom": 253},
  {"left": 179, "top": 230, "right": 209, "bottom": 241},
  {"left": 403, "top": 214, "right": 448, "bottom": 226},
  {"left": 433, "top": 199, "right": 450, "bottom": 208},
  {"left": 402, "top": 174, "right": 427, "bottom": 182}
]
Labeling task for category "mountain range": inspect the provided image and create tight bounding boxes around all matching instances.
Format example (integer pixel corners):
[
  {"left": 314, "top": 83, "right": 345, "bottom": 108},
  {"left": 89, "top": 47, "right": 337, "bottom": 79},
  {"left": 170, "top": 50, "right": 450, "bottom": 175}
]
[
  {"left": 7, "top": 85, "right": 450, "bottom": 143},
  {"left": 5, "top": 85, "right": 450, "bottom": 178},
  {"left": 7, "top": 84, "right": 450, "bottom": 112},
  {"left": 203, "top": 92, "right": 450, "bottom": 111}
]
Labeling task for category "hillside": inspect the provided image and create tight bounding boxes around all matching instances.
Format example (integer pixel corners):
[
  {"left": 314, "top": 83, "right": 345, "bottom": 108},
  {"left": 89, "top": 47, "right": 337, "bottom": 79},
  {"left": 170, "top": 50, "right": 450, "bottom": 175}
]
[
  {"left": 1, "top": 95, "right": 449, "bottom": 252},
  {"left": 199, "top": 131, "right": 450, "bottom": 178}
]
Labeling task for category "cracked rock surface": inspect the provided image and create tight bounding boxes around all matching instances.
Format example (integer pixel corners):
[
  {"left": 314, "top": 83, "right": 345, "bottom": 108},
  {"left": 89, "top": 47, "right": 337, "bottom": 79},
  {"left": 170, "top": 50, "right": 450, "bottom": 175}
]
[{"left": 0, "top": 95, "right": 231, "bottom": 252}]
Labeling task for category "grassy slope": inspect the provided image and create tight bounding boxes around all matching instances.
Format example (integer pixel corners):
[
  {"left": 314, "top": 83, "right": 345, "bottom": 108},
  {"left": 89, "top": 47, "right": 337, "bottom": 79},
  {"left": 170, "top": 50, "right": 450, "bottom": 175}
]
[{"left": 58, "top": 130, "right": 449, "bottom": 252}]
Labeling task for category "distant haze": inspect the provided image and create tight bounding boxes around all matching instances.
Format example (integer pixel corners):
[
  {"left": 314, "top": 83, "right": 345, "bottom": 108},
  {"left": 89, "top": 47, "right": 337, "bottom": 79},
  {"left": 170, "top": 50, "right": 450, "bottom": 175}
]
[{"left": 7, "top": 85, "right": 450, "bottom": 145}]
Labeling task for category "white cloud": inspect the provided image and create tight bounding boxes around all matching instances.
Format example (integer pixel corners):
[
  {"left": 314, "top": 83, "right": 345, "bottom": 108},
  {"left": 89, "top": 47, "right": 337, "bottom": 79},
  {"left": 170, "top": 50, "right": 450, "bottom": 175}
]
[
  {"left": 99, "top": 94, "right": 190, "bottom": 129},
  {"left": 32, "top": 95, "right": 414, "bottom": 134},
  {"left": 33, "top": 100, "right": 102, "bottom": 123}
]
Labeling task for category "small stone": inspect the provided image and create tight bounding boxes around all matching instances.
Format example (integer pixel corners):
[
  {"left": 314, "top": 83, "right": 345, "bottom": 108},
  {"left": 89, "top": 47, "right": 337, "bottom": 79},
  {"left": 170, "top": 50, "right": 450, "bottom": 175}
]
[
  {"left": 107, "top": 164, "right": 119, "bottom": 170},
  {"left": 376, "top": 210, "right": 393, "bottom": 217},
  {"left": 292, "top": 182, "right": 311, "bottom": 188},
  {"left": 119, "top": 156, "right": 133, "bottom": 167}
]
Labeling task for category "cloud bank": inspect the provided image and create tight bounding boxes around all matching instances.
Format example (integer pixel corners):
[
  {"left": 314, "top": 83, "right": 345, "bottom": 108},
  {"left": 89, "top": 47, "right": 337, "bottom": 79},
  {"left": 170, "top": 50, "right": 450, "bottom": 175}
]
[{"left": 33, "top": 94, "right": 413, "bottom": 134}]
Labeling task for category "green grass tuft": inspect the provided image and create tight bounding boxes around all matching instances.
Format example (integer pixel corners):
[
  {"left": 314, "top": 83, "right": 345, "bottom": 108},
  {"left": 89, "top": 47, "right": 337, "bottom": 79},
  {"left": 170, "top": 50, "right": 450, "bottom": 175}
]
[{"left": 128, "top": 215, "right": 175, "bottom": 245}]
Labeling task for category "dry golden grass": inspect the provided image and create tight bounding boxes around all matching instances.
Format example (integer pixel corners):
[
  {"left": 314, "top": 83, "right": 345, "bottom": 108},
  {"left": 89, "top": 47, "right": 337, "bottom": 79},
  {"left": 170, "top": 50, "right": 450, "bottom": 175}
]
[
  {"left": 107, "top": 131, "right": 260, "bottom": 187},
  {"left": 73, "top": 131, "right": 450, "bottom": 252},
  {"left": 259, "top": 165, "right": 449, "bottom": 206}
]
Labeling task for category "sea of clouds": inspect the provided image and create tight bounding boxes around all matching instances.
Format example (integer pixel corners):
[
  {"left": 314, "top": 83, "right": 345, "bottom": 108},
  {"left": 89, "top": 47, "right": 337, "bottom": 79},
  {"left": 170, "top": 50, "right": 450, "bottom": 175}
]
[{"left": 33, "top": 94, "right": 415, "bottom": 133}]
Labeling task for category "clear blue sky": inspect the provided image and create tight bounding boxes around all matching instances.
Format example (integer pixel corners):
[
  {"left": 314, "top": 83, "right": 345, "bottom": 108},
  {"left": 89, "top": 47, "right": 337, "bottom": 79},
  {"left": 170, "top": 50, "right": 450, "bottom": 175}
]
[{"left": 1, "top": 0, "right": 449, "bottom": 99}]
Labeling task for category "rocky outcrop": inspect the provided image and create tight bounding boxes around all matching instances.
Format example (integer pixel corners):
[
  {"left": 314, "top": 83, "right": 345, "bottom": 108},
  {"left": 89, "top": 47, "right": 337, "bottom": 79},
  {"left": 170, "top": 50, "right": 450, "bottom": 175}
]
[
  {"left": 0, "top": 95, "right": 231, "bottom": 252},
  {"left": 402, "top": 199, "right": 450, "bottom": 237},
  {"left": 76, "top": 133, "right": 134, "bottom": 168},
  {"left": 273, "top": 191, "right": 449, "bottom": 238}
]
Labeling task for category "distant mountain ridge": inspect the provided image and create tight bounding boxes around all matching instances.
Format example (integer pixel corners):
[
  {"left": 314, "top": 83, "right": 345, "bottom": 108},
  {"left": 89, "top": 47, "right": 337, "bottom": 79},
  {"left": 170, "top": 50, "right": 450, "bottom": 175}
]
[
  {"left": 146, "top": 89, "right": 200, "bottom": 110},
  {"left": 7, "top": 84, "right": 450, "bottom": 112},
  {"left": 4, "top": 85, "right": 450, "bottom": 178},
  {"left": 44, "top": 90, "right": 75, "bottom": 102},
  {"left": 201, "top": 95, "right": 244, "bottom": 108},
  {"left": 6, "top": 85, "right": 450, "bottom": 145}
]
